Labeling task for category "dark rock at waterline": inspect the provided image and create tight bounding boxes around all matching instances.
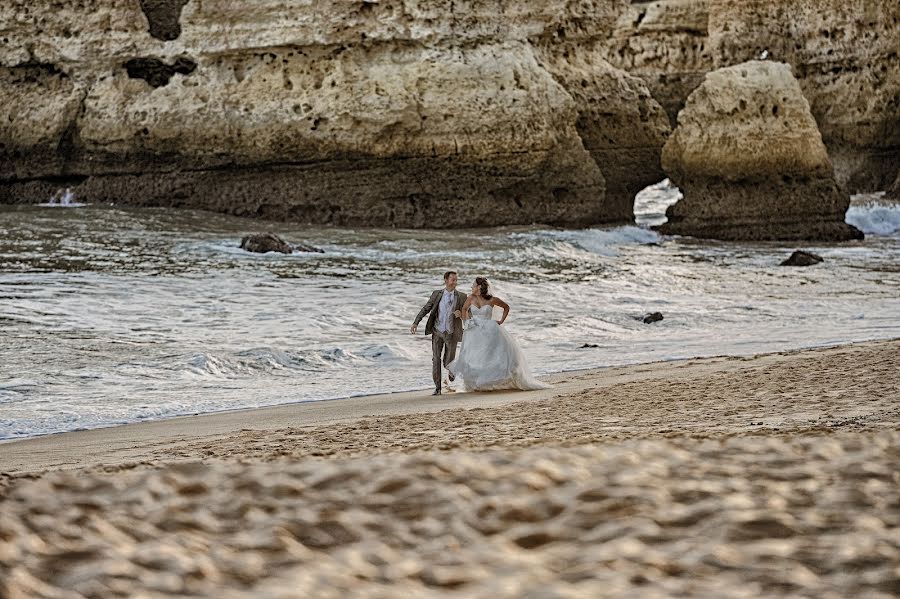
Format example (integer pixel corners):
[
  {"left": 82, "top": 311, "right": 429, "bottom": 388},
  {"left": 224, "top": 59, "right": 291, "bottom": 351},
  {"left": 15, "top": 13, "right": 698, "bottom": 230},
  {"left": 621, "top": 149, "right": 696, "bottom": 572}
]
[
  {"left": 780, "top": 250, "right": 823, "bottom": 267},
  {"left": 642, "top": 312, "right": 664, "bottom": 324},
  {"left": 240, "top": 233, "right": 292, "bottom": 254},
  {"left": 780, "top": 250, "right": 823, "bottom": 266},
  {"left": 580, "top": 343, "right": 600, "bottom": 349},
  {"left": 292, "top": 241, "right": 325, "bottom": 254},
  {"left": 239, "top": 233, "right": 323, "bottom": 254}
]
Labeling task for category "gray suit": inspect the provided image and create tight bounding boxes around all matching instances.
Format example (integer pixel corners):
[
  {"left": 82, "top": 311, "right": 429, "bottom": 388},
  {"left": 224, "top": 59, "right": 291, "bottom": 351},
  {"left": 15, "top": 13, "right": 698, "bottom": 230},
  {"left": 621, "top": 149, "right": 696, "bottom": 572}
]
[{"left": 414, "top": 288, "right": 467, "bottom": 389}]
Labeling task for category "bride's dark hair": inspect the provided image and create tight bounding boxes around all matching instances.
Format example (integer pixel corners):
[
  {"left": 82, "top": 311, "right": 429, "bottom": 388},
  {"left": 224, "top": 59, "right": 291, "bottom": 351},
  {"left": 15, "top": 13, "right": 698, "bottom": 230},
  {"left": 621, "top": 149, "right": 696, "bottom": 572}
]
[{"left": 475, "top": 276, "right": 493, "bottom": 300}]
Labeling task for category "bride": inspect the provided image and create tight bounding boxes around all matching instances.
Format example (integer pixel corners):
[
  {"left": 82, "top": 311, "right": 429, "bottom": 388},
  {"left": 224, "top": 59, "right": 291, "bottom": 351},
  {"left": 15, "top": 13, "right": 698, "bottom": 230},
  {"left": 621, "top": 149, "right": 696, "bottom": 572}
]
[{"left": 448, "top": 277, "right": 549, "bottom": 392}]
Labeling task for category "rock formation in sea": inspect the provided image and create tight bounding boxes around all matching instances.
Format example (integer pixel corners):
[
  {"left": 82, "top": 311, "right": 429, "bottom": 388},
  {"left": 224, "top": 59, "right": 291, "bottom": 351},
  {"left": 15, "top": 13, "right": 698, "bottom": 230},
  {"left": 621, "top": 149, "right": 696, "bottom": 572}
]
[
  {"left": 240, "top": 233, "right": 293, "bottom": 255},
  {"left": 601, "top": 0, "right": 900, "bottom": 194},
  {"left": 708, "top": 0, "right": 900, "bottom": 193},
  {"left": 659, "top": 61, "right": 863, "bottom": 242},
  {"left": 780, "top": 250, "right": 824, "bottom": 267}
]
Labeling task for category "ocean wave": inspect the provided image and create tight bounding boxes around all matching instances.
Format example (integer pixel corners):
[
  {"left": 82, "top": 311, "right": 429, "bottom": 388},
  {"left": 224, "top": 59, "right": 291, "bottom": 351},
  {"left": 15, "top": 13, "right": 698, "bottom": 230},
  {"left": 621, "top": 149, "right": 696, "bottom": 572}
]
[
  {"left": 36, "top": 188, "right": 88, "bottom": 207},
  {"left": 634, "top": 178, "right": 682, "bottom": 227},
  {"left": 185, "top": 344, "right": 412, "bottom": 377},
  {"left": 357, "top": 343, "right": 416, "bottom": 362},
  {"left": 187, "top": 348, "right": 344, "bottom": 377},
  {"left": 845, "top": 201, "right": 900, "bottom": 236},
  {"left": 517, "top": 226, "right": 662, "bottom": 257}
]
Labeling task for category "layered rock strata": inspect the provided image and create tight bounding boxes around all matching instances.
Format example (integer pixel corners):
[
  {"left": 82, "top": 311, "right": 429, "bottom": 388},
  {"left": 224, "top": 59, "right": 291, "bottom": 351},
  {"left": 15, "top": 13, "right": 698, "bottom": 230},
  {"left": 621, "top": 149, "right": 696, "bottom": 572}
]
[
  {"left": 0, "top": 0, "right": 679, "bottom": 227},
  {"left": 659, "top": 61, "right": 863, "bottom": 241},
  {"left": 1, "top": 0, "right": 895, "bottom": 225}
]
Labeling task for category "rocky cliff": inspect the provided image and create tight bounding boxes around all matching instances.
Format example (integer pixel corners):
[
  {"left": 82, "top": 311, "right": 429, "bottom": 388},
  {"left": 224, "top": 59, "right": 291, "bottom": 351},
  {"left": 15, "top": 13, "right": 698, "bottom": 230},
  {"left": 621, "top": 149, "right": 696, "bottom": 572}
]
[
  {"left": 0, "top": 0, "right": 674, "bottom": 227},
  {"left": 602, "top": 0, "right": 900, "bottom": 193},
  {"left": 0, "top": 0, "right": 897, "bottom": 228},
  {"left": 659, "top": 61, "right": 863, "bottom": 241}
]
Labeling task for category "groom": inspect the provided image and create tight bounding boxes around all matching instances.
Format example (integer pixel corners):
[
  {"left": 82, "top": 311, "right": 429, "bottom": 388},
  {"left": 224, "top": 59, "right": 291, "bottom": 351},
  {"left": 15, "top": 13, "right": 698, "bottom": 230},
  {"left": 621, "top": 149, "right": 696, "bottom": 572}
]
[{"left": 410, "top": 271, "right": 467, "bottom": 395}]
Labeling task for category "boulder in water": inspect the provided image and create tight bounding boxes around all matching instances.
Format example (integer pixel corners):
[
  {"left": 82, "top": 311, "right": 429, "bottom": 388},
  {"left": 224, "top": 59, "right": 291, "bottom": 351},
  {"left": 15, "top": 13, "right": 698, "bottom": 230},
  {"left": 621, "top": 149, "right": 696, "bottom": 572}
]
[
  {"left": 642, "top": 312, "right": 664, "bottom": 324},
  {"left": 241, "top": 233, "right": 292, "bottom": 254},
  {"left": 658, "top": 61, "right": 863, "bottom": 241},
  {"left": 780, "top": 250, "right": 824, "bottom": 267}
]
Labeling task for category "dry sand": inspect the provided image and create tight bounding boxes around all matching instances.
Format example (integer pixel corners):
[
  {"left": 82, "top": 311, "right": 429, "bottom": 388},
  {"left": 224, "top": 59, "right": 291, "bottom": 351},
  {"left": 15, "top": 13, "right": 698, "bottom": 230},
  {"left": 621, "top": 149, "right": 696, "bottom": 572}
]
[{"left": 1, "top": 339, "right": 898, "bottom": 598}]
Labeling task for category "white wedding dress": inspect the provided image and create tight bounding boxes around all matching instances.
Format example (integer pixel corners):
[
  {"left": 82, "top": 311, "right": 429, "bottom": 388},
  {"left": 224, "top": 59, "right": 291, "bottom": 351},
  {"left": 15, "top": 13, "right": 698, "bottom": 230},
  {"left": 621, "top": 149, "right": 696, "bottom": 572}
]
[{"left": 448, "top": 303, "right": 549, "bottom": 392}]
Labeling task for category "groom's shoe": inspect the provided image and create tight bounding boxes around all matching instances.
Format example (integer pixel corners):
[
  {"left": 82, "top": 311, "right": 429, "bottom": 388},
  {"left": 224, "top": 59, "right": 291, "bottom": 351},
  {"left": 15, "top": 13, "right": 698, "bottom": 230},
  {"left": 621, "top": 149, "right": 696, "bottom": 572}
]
[{"left": 432, "top": 387, "right": 441, "bottom": 396}]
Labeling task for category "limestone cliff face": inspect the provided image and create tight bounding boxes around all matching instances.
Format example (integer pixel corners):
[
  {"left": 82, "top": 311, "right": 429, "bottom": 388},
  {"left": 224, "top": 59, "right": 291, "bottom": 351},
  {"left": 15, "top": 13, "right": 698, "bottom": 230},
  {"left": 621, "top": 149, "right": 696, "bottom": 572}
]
[
  {"left": 601, "top": 0, "right": 900, "bottom": 193},
  {"left": 533, "top": 41, "right": 671, "bottom": 223},
  {"left": 601, "top": 0, "right": 713, "bottom": 126},
  {"left": 709, "top": 0, "right": 900, "bottom": 193},
  {"left": 2, "top": 0, "right": 672, "bottom": 227},
  {"left": 659, "top": 61, "right": 863, "bottom": 241},
  {"left": 1, "top": 0, "right": 896, "bottom": 227}
]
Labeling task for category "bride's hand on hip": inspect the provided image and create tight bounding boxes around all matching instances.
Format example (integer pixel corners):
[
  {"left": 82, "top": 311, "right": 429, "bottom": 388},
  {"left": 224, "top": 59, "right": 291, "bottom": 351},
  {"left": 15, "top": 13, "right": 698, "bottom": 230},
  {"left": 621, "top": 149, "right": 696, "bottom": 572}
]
[{"left": 453, "top": 310, "right": 462, "bottom": 318}]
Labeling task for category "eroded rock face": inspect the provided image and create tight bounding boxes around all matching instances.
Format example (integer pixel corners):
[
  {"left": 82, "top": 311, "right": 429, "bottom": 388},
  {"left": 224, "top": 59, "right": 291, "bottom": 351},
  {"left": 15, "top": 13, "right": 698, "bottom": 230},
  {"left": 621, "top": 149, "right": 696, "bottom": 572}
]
[
  {"left": 659, "top": 61, "right": 863, "bottom": 241},
  {"left": 1, "top": 0, "right": 895, "bottom": 224},
  {"left": 709, "top": 0, "right": 900, "bottom": 193},
  {"left": 601, "top": 0, "right": 900, "bottom": 193},
  {"left": 601, "top": 0, "right": 713, "bottom": 126},
  {"left": 535, "top": 40, "right": 671, "bottom": 222},
  {"left": 0, "top": 0, "right": 647, "bottom": 228}
]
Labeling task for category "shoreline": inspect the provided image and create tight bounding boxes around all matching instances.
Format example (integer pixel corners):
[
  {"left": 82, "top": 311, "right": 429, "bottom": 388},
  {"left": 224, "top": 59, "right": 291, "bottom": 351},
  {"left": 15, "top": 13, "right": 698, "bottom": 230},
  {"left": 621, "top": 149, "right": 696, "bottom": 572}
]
[
  {"left": 2, "top": 337, "right": 897, "bottom": 476},
  {"left": 4, "top": 333, "right": 898, "bottom": 447},
  {"left": 2, "top": 337, "right": 898, "bottom": 597}
]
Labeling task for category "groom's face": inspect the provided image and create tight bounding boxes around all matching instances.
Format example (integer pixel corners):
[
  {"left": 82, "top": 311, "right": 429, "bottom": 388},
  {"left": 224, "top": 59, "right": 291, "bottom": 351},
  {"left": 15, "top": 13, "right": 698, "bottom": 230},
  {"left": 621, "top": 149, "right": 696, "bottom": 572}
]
[{"left": 445, "top": 273, "right": 458, "bottom": 290}]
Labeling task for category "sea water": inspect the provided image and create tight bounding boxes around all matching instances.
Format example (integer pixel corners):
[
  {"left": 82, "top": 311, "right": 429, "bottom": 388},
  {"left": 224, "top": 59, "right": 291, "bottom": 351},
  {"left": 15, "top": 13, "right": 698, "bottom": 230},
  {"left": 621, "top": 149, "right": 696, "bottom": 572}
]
[{"left": 1, "top": 183, "right": 898, "bottom": 439}]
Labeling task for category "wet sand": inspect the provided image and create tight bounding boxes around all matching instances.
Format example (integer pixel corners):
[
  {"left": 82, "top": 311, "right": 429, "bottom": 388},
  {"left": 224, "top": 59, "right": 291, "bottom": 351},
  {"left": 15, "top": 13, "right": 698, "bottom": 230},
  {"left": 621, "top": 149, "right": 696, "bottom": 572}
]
[{"left": 1, "top": 339, "right": 898, "bottom": 598}]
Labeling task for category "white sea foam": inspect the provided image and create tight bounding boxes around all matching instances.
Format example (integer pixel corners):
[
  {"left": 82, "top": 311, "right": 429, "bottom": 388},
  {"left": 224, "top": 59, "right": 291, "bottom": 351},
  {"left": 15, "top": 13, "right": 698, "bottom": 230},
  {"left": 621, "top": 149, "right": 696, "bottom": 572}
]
[
  {"left": 634, "top": 178, "right": 682, "bottom": 227},
  {"left": 512, "top": 226, "right": 661, "bottom": 257},
  {"left": 846, "top": 199, "right": 900, "bottom": 236},
  {"left": 37, "top": 187, "right": 88, "bottom": 208}
]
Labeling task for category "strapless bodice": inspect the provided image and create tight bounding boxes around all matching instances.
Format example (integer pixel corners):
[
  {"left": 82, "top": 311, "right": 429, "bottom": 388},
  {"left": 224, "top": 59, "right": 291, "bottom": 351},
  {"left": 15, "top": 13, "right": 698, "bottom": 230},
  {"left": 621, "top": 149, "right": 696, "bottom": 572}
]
[{"left": 470, "top": 304, "right": 493, "bottom": 320}]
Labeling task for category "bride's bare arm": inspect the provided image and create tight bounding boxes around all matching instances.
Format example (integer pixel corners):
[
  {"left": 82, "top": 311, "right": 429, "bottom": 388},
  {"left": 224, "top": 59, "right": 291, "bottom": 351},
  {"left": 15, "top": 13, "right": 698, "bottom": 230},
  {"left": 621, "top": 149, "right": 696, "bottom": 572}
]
[
  {"left": 456, "top": 295, "right": 475, "bottom": 321},
  {"left": 491, "top": 297, "right": 510, "bottom": 325}
]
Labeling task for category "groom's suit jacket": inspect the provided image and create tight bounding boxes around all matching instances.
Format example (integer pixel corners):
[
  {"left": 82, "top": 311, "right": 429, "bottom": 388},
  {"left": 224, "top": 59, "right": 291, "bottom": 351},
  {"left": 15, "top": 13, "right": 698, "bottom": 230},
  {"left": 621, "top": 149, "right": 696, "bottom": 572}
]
[{"left": 415, "top": 289, "right": 468, "bottom": 343}]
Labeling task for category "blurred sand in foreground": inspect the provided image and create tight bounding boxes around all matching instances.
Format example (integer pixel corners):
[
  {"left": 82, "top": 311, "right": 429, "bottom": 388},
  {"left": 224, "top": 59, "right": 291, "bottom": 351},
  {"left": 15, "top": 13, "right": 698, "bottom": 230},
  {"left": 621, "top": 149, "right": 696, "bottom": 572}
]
[{"left": 1, "top": 339, "right": 898, "bottom": 598}]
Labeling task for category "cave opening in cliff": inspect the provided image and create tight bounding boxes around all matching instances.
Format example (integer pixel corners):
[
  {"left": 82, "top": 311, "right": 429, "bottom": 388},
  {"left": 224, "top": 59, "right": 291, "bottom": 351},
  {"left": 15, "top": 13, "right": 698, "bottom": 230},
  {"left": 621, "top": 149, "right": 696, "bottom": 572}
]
[{"left": 633, "top": 179, "right": 682, "bottom": 228}]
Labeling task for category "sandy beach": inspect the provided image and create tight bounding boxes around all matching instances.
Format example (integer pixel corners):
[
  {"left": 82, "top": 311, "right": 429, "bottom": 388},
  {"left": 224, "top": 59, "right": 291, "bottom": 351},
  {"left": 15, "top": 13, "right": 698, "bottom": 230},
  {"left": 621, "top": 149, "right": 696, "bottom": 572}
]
[{"left": 2, "top": 339, "right": 898, "bottom": 598}]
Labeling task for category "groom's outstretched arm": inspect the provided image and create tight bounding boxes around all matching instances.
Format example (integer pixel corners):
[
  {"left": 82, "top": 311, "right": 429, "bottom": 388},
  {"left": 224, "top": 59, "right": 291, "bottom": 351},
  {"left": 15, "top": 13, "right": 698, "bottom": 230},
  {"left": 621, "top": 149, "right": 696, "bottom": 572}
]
[{"left": 410, "top": 292, "right": 437, "bottom": 334}]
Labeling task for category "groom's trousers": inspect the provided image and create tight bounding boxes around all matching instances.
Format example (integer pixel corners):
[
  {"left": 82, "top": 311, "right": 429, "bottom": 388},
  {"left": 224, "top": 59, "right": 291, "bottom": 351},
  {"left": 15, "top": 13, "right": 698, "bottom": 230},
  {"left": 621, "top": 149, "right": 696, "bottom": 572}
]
[{"left": 431, "top": 329, "right": 458, "bottom": 388}]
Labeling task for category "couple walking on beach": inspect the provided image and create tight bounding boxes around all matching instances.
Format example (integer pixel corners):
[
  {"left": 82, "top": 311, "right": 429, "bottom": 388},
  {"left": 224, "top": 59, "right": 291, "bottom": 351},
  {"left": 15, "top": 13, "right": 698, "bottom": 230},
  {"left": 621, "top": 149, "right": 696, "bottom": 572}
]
[{"left": 410, "top": 271, "right": 548, "bottom": 395}]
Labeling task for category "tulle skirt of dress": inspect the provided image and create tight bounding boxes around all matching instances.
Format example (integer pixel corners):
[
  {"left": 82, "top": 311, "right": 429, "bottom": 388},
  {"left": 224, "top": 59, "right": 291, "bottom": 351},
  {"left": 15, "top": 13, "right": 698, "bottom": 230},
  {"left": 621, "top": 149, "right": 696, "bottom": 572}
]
[{"left": 448, "top": 319, "right": 549, "bottom": 392}]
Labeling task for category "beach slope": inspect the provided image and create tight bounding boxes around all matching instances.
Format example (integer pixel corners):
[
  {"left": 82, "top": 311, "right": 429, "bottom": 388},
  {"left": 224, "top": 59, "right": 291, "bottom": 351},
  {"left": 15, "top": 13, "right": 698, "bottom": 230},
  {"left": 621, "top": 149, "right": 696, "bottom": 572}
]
[{"left": 1, "top": 339, "right": 898, "bottom": 597}]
